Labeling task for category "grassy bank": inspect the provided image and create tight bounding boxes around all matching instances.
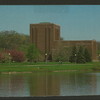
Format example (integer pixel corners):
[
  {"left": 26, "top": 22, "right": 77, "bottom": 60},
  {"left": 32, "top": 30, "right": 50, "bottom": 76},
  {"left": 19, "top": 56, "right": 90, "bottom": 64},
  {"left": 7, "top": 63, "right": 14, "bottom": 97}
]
[{"left": 0, "top": 62, "right": 98, "bottom": 72}]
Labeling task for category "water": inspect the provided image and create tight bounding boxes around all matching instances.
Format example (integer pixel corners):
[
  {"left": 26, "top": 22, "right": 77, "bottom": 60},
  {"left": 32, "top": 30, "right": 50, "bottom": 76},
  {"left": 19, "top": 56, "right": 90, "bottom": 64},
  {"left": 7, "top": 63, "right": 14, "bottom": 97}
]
[{"left": 0, "top": 71, "right": 100, "bottom": 97}]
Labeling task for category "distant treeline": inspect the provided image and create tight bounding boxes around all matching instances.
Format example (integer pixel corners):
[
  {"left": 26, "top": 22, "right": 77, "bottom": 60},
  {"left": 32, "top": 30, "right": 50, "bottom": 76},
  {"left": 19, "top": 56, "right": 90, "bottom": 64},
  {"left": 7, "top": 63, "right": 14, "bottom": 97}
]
[
  {"left": 0, "top": 30, "right": 30, "bottom": 53},
  {"left": 0, "top": 30, "right": 100, "bottom": 53}
]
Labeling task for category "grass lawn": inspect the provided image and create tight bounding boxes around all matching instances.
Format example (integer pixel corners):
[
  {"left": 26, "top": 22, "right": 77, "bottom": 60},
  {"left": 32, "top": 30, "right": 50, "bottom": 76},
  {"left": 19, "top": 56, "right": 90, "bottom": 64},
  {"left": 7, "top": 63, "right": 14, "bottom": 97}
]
[{"left": 0, "top": 62, "right": 99, "bottom": 72}]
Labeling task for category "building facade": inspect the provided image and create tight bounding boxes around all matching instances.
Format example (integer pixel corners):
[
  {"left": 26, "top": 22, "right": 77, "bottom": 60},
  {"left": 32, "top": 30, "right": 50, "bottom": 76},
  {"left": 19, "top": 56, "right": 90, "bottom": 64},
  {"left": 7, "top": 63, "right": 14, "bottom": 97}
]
[
  {"left": 30, "top": 22, "right": 98, "bottom": 61},
  {"left": 30, "top": 22, "right": 60, "bottom": 54},
  {"left": 62, "top": 40, "right": 97, "bottom": 62}
]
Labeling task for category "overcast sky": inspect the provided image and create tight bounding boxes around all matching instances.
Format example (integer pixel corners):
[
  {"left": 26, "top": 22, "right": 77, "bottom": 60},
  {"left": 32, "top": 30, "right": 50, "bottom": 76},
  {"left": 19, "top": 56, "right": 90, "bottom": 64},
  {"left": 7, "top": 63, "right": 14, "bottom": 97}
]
[{"left": 0, "top": 5, "right": 100, "bottom": 41}]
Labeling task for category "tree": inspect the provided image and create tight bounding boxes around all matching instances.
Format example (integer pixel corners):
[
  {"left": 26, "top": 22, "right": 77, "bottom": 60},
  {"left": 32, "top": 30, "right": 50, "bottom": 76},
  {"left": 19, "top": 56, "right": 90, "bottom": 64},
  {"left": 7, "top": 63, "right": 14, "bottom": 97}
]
[
  {"left": 27, "top": 44, "right": 39, "bottom": 62},
  {"left": 47, "top": 54, "right": 52, "bottom": 61},
  {"left": 76, "top": 46, "right": 86, "bottom": 63},
  {"left": 84, "top": 48, "right": 91, "bottom": 62},
  {"left": 53, "top": 47, "right": 71, "bottom": 62},
  {"left": 0, "top": 30, "right": 30, "bottom": 52},
  {"left": 69, "top": 46, "right": 92, "bottom": 64},
  {"left": 69, "top": 46, "right": 77, "bottom": 63}
]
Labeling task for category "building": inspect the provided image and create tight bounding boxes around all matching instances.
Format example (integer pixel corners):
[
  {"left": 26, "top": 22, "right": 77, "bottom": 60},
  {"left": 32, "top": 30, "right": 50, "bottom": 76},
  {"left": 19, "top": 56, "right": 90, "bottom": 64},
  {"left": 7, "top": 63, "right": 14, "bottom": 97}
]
[
  {"left": 62, "top": 40, "right": 97, "bottom": 62},
  {"left": 30, "top": 22, "right": 61, "bottom": 61},
  {"left": 30, "top": 22, "right": 98, "bottom": 61}
]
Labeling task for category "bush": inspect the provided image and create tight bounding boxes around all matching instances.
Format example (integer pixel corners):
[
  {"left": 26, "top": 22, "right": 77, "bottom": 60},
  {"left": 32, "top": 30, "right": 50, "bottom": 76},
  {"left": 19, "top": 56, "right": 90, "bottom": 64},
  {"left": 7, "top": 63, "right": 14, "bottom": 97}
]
[
  {"left": 0, "top": 53, "right": 3, "bottom": 63},
  {"left": 0, "top": 50, "right": 25, "bottom": 63},
  {"left": 7, "top": 50, "right": 26, "bottom": 62},
  {"left": 0, "top": 53, "right": 3, "bottom": 62},
  {"left": 0, "top": 52, "right": 11, "bottom": 63}
]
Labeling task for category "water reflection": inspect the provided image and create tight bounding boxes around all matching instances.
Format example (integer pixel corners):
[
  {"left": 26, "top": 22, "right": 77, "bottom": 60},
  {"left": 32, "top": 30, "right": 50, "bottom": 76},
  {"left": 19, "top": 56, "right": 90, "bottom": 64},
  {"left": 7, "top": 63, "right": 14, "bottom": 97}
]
[
  {"left": 0, "top": 74, "right": 29, "bottom": 97},
  {"left": 0, "top": 72, "right": 99, "bottom": 97},
  {"left": 60, "top": 72, "right": 97, "bottom": 96},
  {"left": 29, "top": 72, "right": 60, "bottom": 96}
]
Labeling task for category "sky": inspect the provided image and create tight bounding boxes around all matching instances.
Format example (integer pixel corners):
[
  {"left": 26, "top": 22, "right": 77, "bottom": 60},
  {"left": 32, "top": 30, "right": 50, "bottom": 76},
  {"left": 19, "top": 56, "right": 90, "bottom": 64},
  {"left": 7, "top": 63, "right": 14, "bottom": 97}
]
[{"left": 0, "top": 5, "right": 100, "bottom": 41}]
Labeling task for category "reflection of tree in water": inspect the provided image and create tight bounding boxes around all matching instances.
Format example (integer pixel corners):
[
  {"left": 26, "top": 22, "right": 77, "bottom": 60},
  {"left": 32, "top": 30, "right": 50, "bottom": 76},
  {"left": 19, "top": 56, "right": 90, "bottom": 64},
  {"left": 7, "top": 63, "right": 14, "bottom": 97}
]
[
  {"left": 0, "top": 74, "right": 29, "bottom": 96},
  {"left": 60, "top": 72, "right": 97, "bottom": 96},
  {"left": 29, "top": 72, "right": 60, "bottom": 96},
  {"left": 8, "top": 74, "right": 30, "bottom": 96}
]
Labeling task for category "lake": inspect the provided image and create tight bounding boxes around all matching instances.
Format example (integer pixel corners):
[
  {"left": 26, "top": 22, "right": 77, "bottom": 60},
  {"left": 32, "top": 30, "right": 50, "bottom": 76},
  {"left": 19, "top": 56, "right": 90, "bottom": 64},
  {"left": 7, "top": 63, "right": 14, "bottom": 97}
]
[{"left": 0, "top": 71, "right": 100, "bottom": 97}]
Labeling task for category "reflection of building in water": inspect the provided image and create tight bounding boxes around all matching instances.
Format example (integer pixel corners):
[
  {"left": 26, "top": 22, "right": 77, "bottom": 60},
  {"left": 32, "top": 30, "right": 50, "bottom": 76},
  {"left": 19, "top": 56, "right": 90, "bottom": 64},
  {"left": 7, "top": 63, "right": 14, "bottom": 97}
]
[
  {"left": 0, "top": 73, "right": 98, "bottom": 96},
  {"left": 29, "top": 73, "right": 60, "bottom": 96},
  {"left": 8, "top": 74, "right": 29, "bottom": 96}
]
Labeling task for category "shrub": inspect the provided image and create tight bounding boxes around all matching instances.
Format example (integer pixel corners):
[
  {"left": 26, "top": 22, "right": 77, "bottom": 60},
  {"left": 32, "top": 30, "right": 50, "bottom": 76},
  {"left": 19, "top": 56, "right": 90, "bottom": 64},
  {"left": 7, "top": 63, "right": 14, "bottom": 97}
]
[
  {"left": 0, "top": 52, "right": 11, "bottom": 63},
  {"left": 0, "top": 53, "right": 3, "bottom": 62},
  {"left": 8, "top": 50, "right": 25, "bottom": 62}
]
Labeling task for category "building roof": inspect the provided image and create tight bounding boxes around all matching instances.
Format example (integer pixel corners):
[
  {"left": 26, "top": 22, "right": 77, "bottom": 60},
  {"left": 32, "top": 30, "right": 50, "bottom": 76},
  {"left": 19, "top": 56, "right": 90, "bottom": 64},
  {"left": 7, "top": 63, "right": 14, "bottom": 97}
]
[{"left": 30, "top": 22, "right": 60, "bottom": 26}]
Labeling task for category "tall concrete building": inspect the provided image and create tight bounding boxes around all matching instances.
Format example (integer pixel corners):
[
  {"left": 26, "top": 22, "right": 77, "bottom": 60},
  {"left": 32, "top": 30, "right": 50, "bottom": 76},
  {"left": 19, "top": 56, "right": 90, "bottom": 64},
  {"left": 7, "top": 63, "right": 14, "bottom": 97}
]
[
  {"left": 30, "top": 22, "right": 98, "bottom": 61},
  {"left": 30, "top": 22, "right": 60, "bottom": 54}
]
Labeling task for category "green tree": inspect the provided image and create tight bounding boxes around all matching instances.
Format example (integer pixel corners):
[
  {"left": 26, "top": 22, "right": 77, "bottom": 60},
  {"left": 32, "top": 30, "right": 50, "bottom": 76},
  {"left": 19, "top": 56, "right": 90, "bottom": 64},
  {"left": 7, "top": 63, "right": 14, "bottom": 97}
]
[
  {"left": 53, "top": 47, "right": 71, "bottom": 62},
  {"left": 0, "top": 30, "right": 30, "bottom": 52},
  {"left": 69, "top": 46, "right": 77, "bottom": 63},
  {"left": 27, "top": 44, "right": 39, "bottom": 62},
  {"left": 76, "top": 46, "right": 86, "bottom": 63},
  {"left": 84, "top": 48, "right": 92, "bottom": 62}
]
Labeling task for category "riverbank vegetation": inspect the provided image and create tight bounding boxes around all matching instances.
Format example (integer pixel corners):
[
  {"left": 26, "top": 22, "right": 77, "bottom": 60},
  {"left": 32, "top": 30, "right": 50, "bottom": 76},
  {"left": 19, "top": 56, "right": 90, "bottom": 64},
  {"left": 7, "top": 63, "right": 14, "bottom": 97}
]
[{"left": 0, "top": 30, "right": 100, "bottom": 72}]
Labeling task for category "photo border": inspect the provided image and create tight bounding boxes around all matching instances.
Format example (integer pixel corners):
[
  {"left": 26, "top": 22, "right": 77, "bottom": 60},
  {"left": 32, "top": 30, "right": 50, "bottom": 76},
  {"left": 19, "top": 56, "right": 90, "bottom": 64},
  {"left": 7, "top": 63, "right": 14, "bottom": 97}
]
[
  {"left": 0, "top": 0, "right": 100, "bottom": 100},
  {"left": 0, "top": 0, "right": 100, "bottom": 5}
]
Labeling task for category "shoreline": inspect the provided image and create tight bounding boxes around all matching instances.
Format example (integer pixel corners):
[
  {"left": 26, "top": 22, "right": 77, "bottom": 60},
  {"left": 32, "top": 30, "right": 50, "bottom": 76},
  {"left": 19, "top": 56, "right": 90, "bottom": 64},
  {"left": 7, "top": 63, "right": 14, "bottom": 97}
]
[
  {"left": 0, "top": 69, "right": 94, "bottom": 74},
  {"left": 0, "top": 62, "right": 99, "bottom": 73}
]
